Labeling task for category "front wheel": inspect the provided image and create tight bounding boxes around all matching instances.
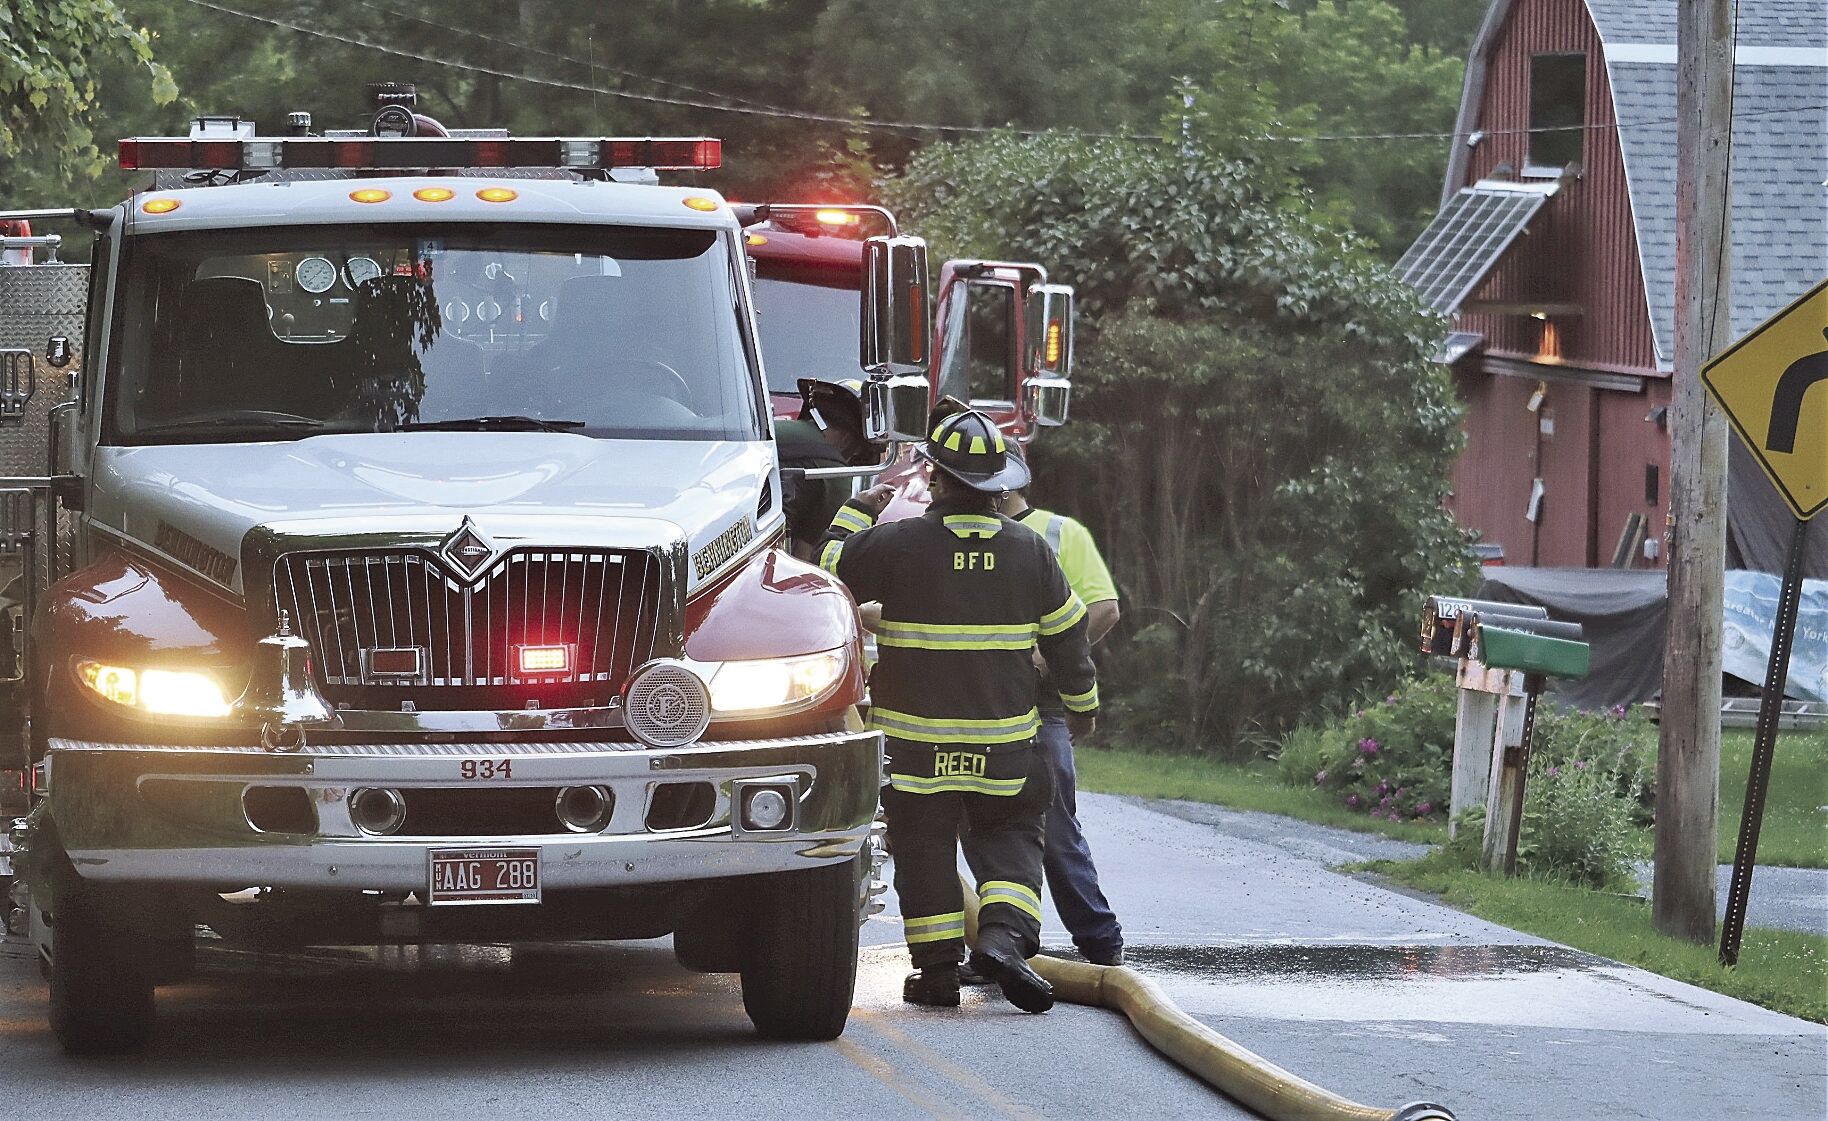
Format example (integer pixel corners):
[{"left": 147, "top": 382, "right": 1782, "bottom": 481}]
[
  {"left": 739, "top": 854, "right": 863, "bottom": 1041},
  {"left": 43, "top": 853, "right": 157, "bottom": 1055}
]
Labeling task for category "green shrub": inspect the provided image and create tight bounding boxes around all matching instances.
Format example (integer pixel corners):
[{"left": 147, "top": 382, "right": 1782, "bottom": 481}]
[
  {"left": 1531, "top": 703, "right": 1658, "bottom": 826},
  {"left": 1517, "top": 754, "right": 1637, "bottom": 888},
  {"left": 1276, "top": 675, "right": 1457, "bottom": 821}
]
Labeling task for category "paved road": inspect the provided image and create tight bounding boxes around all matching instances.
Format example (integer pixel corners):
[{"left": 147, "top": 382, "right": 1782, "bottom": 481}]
[
  {"left": 3, "top": 794, "right": 1822, "bottom": 1120},
  {"left": 1148, "top": 796, "right": 1828, "bottom": 937}
]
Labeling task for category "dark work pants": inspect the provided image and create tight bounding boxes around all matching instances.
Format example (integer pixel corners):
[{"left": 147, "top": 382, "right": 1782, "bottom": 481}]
[
  {"left": 881, "top": 739, "right": 1053, "bottom": 969},
  {"left": 966, "top": 713, "right": 1124, "bottom": 956}
]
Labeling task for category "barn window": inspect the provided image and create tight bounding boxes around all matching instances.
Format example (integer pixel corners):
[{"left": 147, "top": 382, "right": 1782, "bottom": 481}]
[{"left": 1528, "top": 53, "right": 1587, "bottom": 172}]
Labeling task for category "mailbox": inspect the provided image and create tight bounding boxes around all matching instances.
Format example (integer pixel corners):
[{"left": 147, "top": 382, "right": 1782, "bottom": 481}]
[
  {"left": 1420, "top": 595, "right": 1548, "bottom": 656},
  {"left": 1470, "top": 623, "right": 1591, "bottom": 679}
]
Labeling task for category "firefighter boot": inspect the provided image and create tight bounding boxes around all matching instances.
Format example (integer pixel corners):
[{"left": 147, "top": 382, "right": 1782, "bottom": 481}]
[
  {"left": 975, "top": 924, "right": 1054, "bottom": 1013},
  {"left": 903, "top": 965, "right": 962, "bottom": 1008}
]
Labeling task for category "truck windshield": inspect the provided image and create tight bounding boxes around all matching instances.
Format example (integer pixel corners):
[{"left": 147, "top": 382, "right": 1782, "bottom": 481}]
[
  {"left": 107, "top": 223, "right": 764, "bottom": 444},
  {"left": 752, "top": 276, "right": 864, "bottom": 394}
]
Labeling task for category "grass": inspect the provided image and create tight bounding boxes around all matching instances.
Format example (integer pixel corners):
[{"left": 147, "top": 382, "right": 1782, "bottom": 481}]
[
  {"left": 1369, "top": 854, "right": 1828, "bottom": 1024},
  {"left": 1076, "top": 747, "right": 1446, "bottom": 844},
  {"left": 1718, "top": 730, "right": 1828, "bottom": 868},
  {"left": 1080, "top": 735, "right": 1828, "bottom": 869}
]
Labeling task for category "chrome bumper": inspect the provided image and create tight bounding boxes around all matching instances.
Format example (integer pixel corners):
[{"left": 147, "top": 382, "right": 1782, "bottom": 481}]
[{"left": 43, "top": 731, "right": 883, "bottom": 891}]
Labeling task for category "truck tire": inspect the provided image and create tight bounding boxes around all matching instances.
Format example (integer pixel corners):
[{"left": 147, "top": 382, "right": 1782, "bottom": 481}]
[
  {"left": 739, "top": 853, "right": 862, "bottom": 1041},
  {"left": 45, "top": 854, "right": 157, "bottom": 1055}
]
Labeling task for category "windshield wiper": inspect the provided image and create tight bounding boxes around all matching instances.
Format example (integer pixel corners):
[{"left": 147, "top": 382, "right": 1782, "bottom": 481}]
[
  {"left": 401, "top": 415, "right": 588, "bottom": 433},
  {"left": 134, "top": 412, "right": 333, "bottom": 439}
]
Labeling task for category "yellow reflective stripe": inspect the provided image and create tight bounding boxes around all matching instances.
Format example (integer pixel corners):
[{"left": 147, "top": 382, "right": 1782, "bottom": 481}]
[
  {"left": 830, "top": 505, "right": 874, "bottom": 534},
  {"left": 889, "top": 772, "right": 1028, "bottom": 796},
  {"left": 1059, "top": 684, "right": 1100, "bottom": 713},
  {"left": 968, "top": 435, "right": 988, "bottom": 454},
  {"left": 945, "top": 430, "right": 964, "bottom": 450},
  {"left": 872, "top": 707, "right": 1040, "bottom": 744},
  {"left": 991, "top": 429, "right": 1006, "bottom": 452},
  {"left": 876, "top": 619, "right": 1038, "bottom": 650},
  {"left": 1038, "top": 594, "right": 1087, "bottom": 635},
  {"left": 942, "top": 514, "right": 1002, "bottom": 539},
  {"left": 819, "top": 539, "right": 843, "bottom": 574},
  {"left": 907, "top": 925, "right": 966, "bottom": 944},
  {"left": 904, "top": 910, "right": 966, "bottom": 929},
  {"left": 979, "top": 880, "right": 1043, "bottom": 921}
]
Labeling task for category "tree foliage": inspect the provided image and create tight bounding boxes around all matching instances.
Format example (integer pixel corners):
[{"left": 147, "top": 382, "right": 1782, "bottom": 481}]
[
  {"left": 0, "top": 0, "right": 174, "bottom": 185},
  {"left": 886, "top": 136, "right": 1475, "bottom": 753}
]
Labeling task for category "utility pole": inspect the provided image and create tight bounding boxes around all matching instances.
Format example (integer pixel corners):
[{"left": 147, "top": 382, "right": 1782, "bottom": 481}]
[{"left": 1655, "top": 0, "right": 1735, "bottom": 944}]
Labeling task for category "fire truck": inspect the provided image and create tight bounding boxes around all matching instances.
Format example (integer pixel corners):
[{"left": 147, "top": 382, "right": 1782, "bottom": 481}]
[
  {"left": 743, "top": 205, "right": 1075, "bottom": 523},
  {"left": 0, "top": 88, "right": 1075, "bottom": 1055}
]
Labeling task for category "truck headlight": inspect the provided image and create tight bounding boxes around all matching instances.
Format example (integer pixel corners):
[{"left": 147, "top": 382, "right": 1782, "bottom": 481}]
[
  {"left": 75, "top": 660, "right": 233, "bottom": 718},
  {"left": 707, "top": 649, "right": 847, "bottom": 715}
]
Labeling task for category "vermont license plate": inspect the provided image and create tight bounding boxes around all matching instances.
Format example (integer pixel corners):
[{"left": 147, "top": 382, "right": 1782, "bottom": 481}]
[{"left": 427, "top": 848, "right": 541, "bottom": 906}]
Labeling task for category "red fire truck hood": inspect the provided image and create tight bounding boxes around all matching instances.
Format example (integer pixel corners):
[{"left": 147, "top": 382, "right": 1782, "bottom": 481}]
[{"left": 87, "top": 434, "right": 779, "bottom": 598}]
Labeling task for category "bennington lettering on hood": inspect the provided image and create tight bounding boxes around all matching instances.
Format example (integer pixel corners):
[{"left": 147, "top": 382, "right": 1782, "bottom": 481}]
[{"left": 153, "top": 521, "right": 237, "bottom": 585}]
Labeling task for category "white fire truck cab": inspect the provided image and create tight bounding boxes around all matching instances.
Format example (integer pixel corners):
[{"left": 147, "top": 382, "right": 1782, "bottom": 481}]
[{"left": 0, "top": 93, "right": 988, "bottom": 1054}]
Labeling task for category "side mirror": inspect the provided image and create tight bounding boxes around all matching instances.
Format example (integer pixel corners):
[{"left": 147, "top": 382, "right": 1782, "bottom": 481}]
[
  {"left": 1026, "top": 283, "right": 1073, "bottom": 378},
  {"left": 861, "top": 236, "right": 931, "bottom": 377},
  {"left": 45, "top": 335, "right": 72, "bottom": 369},
  {"left": 863, "top": 375, "right": 931, "bottom": 444},
  {"left": 0, "top": 350, "right": 32, "bottom": 425},
  {"left": 1024, "top": 284, "right": 1074, "bottom": 427}
]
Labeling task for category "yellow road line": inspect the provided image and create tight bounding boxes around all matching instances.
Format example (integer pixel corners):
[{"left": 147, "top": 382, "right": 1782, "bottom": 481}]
[
  {"left": 855, "top": 1009, "right": 1045, "bottom": 1121},
  {"left": 832, "top": 1034, "right": 963, "bottom": 1119}
]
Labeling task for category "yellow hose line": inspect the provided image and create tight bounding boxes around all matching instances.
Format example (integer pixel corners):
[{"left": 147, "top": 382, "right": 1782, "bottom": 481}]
[{"left": 960, "top": 881, "right": 1452, "bottom": 1121}]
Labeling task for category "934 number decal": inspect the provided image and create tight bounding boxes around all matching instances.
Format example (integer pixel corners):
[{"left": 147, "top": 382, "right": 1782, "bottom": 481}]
[{"left": 459, "top": 759, "right": 513, "bottom": 780}]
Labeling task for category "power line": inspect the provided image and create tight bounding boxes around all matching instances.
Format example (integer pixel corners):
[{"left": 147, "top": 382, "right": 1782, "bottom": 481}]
[
  {"left": 173, "top": 0, "right": 1160, "bottom": 140},
  {"left": 350, "top": 0, "right": 794, "bottom": 114},
  {"left": 164, "top": 0, "right": 1827, "bottom": 149}
]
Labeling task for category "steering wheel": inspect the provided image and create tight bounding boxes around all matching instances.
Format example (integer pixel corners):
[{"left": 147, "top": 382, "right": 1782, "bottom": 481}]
[{"left": 623, "top": 358, "right": 694, "bottom": 410}]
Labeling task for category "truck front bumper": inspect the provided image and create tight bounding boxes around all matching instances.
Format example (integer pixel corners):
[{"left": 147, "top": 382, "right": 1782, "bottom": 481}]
[{"left": 41, "top": 731, "right": 883, "bottom": 891}]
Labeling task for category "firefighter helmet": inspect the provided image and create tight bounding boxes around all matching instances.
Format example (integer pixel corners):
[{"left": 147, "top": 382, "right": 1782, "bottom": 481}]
[{"left": 914, "top": 410, "right": 1029, "bottom": 493}]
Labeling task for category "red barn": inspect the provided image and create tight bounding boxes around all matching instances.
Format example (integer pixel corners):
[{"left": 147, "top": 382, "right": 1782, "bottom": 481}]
[{"left": 1399, "top": 0, "right": 1828, "bottom": 573}]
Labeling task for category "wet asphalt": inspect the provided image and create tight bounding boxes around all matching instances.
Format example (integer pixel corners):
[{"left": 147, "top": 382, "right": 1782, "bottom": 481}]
[{"left": 3, "top": 793, "right": 1823, "bottom": 1120}]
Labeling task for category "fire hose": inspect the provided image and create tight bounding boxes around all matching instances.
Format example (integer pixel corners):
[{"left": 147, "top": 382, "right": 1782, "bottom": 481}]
[{"left": 960, "top": 882, "right": 1455, "bottom": 1121}]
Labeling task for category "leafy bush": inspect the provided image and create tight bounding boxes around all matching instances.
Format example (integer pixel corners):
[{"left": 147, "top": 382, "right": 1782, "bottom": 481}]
[
  {"left": 1517, "top": 754, "right": 1637, "bottom": 888},
  {"left": 1530, "top": 703, "right": 1658, "bottom": 826},
  {"left": 885, "top": 136, "right": 1475, "bottom": 754},
  {"left": 1277, "top": 675, "right": 1457, "bottom": 821}
]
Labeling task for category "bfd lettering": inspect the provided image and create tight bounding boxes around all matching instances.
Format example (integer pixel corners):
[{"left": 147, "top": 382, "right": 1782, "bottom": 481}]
[
  {"left": 953, "top": 551, "right": 996, "bottom": 571},
  {"left": 934, "top": 750, "right": 987, "bottom": 777}
]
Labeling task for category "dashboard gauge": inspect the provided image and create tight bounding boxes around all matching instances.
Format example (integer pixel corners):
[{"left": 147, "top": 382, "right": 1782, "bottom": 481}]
[
  {"left": 443, "top": 301, "right": 471, "bottom": 322},
  {"left": 538, "top": 299, "right": 554, "bottom": 322},
  {"left": 477, "top": 300, "right": 503, "bottom": 323},
  {"left": 295, "top": 257, "right": 337, "bottom": 294},
  {"left": 345, "top": 257, "right": 383, "bottom": 288}
]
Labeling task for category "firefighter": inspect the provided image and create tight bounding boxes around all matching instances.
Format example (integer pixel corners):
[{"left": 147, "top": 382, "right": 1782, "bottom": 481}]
[
  {"left": 778, "top": 378, "right": 870, "bottom": 560},
  {"left": 818, "top": 409, "right": 1100, "bottom": 1013}
]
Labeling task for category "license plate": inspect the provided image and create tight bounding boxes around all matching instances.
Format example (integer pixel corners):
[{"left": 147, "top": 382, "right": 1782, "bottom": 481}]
[{"left": 427, "top": 848, "right": 541, "bottom": 906}]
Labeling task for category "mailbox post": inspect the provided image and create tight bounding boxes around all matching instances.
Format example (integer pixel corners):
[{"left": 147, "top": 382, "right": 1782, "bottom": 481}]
[{"left": 1422, "top": 597, "right": 1591, "bottom": 873}]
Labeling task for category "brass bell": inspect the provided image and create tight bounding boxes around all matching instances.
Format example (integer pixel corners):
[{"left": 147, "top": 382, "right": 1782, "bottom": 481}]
[{"left": 233, "top": 611, "right": 335, "bottom": 750}]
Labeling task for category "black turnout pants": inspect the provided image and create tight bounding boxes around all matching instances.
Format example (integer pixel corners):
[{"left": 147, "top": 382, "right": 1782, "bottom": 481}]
[{"left": 881, "top": 738, "right": 1053, "bottom": 968}]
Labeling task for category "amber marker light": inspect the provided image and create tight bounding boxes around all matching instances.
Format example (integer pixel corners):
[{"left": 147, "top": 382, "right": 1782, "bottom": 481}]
[
  {"left": 814, "top": 208, "right": 860, "bottom": 226},
  {"left": 140, "top": 198, "right": 181, "bottom": 214},
  {"left": 476, "top": 187, "right": 518, "bottom": 203},
  {"left": 349, "top": 188, "right": 392, "bottom": 204},
  {"left": 413, "top": 186, "right": 456, "bottom": 203},
  {"left": 745, "top": 233, "right": 768, "bottom": 246},
  {"left": 1045, "top": 320, "right": 1064, "bottom": 366},
  {"left": 682, "top": 196, "right": 719, "bottom": 212}
]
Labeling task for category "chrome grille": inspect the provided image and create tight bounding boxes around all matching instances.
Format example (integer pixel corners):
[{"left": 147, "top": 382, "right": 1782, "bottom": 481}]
[{"left": 274, "top": 548, "right": 663, "bottom": 709}]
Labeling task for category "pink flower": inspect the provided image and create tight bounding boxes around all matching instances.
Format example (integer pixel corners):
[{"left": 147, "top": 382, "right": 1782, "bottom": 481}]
[
  {"left": 1358, "top": 738, "right": 1380, "bottom": 756},
  {"left": 1345, "top": 793, "right": 1361, "bottom": 808},
  {"left": 1394, "top": 787, "right": 1407, "bottom": 798},
  {"left": 1414, "top": 801, "right": 1435, "bottom": 816},
  {"left": 1314, "top": 769, "right": 1330, "bottom": 784},
  {"left": 1572, "top": 760, "right": 1589, "bottom": 770},
  {"left": 1387, "top": 812, "right": 1402, "bottom": 822},
  {"left": 1546, "top": 765, "right": 1561, "bottom": 778}
]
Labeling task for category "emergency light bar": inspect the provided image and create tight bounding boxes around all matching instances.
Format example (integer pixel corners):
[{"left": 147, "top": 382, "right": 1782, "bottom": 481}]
[{"left": 119, "top": 136, "right": 722, "bottom": 173}]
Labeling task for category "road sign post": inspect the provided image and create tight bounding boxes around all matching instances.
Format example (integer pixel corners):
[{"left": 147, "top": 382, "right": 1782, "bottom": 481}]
[{"left": 1700, "top": 277, "right": 1827, "bottom": 966}]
